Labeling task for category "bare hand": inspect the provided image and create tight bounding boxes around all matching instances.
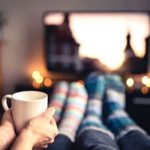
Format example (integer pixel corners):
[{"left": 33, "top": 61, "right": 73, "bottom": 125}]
[
  {"left": 24, "top": 107, "right": 58, "bottom": 148},
  {"left": 0, "top": 110, "right": 16, "bottom": 149}
]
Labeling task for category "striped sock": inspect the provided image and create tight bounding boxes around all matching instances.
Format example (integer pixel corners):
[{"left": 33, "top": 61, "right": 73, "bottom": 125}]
[
  {"left": 59, "top": 82, "right": 88, "bottom": 142},
  {"left": 49, "top": 81, "right": 69, "bottom": 123},
  {"left": 78, "top": 99, "right": 114, "bottom": 138},
  {"left": 77, "top": 73, "right": 114, "bottom": 138},
  {"left": 85, "top": 72, "right": 106, "bottom": 99},
  {"left": 105, "top": 74, "right": 146, "bottom": 140}
]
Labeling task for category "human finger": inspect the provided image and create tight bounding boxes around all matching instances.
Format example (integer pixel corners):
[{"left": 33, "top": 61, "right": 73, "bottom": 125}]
[
  {"left": 50, "top": 117, "right": 57, "bottom": 126},
  {"left": 42, "top": 107, "right": 55, "bottom": 121}
]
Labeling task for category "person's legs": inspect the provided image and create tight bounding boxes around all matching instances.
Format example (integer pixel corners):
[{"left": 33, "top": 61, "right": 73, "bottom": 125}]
[
  {"left": 47, "top": 134, "right": 73, "bottom": 150},
  {"left": 75, "top": 72, "right": 119, "bottom": 150},
  {"left": 104, "top": 74, "right": 150, "bottom": 150},
  {"left": 118, "top": 130, "right": 150, "bottom": 150},
  {"left": 49, "top": 81, "right": 69, "bottom": 123},
  {"left": 76, "top": 130, "right": 119, "bottom": 150},
  {"left": 59, "top": 82, "right": 88, "bottom": 142},
  {"left": 47, "top": 82, "right": 88, "bottom": 150}
]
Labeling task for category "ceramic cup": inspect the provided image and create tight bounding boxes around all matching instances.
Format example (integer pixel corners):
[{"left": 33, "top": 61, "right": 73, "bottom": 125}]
[{"left": 2, "top": 91, "right": 48, "bottom": 133}]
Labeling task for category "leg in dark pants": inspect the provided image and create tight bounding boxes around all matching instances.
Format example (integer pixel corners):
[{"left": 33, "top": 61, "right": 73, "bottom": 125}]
[
  {"left": 75, "top": 130, "right": 119, "bottom": 150},
  {"left": 118, "top": 130, "right": 150, "bottom": 150},
  {"left": 47, "top": 134, "right": 73, "bottom": 150}
]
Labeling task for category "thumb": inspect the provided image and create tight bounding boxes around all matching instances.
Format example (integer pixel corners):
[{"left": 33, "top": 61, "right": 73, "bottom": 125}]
[{"left": 42, "top": 107, "right": 55, "bottom": 120}]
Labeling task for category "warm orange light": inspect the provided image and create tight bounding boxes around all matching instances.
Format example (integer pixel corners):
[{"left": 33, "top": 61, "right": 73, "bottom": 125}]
[
  {"left": 146, "top": 79, "right": 150, "bottom": 88},
  {"left": 141, "top": 76, "right": 148, "bottom": 85},
  {"left": 141, "top": 76, "right": 150, "bottom": 87},
  {"left": 141, "top": 86, "right": 149, "bottom": 94},
  {"left": 32, "top": 70, "right": 41, "bottom": 80},
  {"left": 126, "top": 78, "right": 134, "bottom": 87},
  {"left": 146, "top": 78, "right": 150, "bottom": 87},
  {"left": 77, "top": 80, "right": 84, "bottom": 85},
  {"left": 32, "top": 70, "right": 44, "bottom": 84},
  {"left": 127, "top": 87, "right": 134, "bottom": 93},
  {"left": 44, "top": 78, "right": 52, "bottom": 87},
  {"left": 36, "top": 76, "right": 44, "bottom": 84},
  {"left": 32, "top": 81, "right": 41, "bottom": 89}
]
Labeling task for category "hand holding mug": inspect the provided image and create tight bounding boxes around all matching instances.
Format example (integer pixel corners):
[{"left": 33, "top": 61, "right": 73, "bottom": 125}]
[
  {"left": 1, "top": 91, "right": 58, "bottom": 150},
  {"left": 2, "top": 91, "right": 48, "bottom": 133},
  {"left": 11, "top": 107, "right": 58, "bottom": 150},
  {"left": 27, "top": 107, "right": 58, "bottom": 146}
]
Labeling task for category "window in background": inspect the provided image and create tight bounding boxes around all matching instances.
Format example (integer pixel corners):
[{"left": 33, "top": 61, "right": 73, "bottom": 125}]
[{"left": 44, "top": 12, "right": 149, "bottom": 73}]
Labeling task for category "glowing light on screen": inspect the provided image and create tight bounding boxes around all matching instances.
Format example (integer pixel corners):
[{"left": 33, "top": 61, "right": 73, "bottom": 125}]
[{"left": 44, "top": 13, "right": 149, "bottom": 70}]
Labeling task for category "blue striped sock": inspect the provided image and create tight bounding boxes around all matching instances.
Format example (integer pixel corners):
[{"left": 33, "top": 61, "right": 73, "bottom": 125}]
[
  {"left": 105, "top": 74, "right": 146, "bottom": 139},
  {"left": 78, "top": 99, "right": 114, "bottom": 138},
  {"left": 78, "top": 72, "right": 114, "bottom": 138},
  {"left": 79, "top": 99, "right": 106, "bottom": 129},
  {"left": 85, "top": 72, "right": 106, "bottom": 99}
]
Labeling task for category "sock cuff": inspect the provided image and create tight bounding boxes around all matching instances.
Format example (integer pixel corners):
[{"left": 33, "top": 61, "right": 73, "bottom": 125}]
[
  {"left": 77, "top": 126, "right": 115, "bottom": 139},
  {"left": 116, "top": 125, "right": 147, "bottom": 141}
]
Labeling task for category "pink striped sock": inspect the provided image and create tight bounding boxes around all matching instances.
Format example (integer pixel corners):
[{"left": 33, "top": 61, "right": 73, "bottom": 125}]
[
  {"left": 59, "top": 82, "right": 87, "bottom": 142},
  {"left": 49, "top": 81, "right": 69, "bottom": 123}
]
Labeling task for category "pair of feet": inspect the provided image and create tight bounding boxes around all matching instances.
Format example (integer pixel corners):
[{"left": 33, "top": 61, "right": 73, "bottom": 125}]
[
  {"left": 81, "top": 72, "right": 145, "bottom": 140},
  {"left": 79, "top": 73, "right": 127, "bottom": 138},
  {"left": 49, "top": 72, "right": 144, "bottom": 142}
]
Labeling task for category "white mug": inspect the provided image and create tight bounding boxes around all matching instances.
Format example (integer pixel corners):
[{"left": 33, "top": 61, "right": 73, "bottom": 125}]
[{"left": 2, "top": 91, "right": 48, "bottom": 133}]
